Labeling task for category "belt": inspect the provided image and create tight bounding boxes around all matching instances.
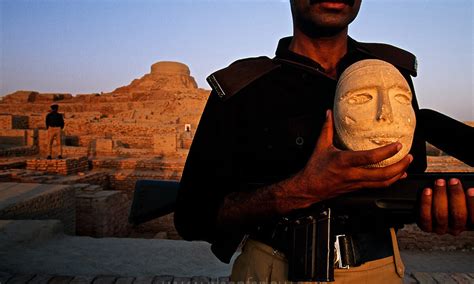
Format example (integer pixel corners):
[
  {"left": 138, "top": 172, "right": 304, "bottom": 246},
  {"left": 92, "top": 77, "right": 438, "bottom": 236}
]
[{"left": 251, "top": 225, "right": 393, "bottom": 268}]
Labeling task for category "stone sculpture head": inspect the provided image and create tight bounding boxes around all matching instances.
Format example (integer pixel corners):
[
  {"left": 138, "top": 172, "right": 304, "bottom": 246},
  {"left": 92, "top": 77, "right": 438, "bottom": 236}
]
[{"left": 334, "top": 59, "right": 416, "bottom": 167}]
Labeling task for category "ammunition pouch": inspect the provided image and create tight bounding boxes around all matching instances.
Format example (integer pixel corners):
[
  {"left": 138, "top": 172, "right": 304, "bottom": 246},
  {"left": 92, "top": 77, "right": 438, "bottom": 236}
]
[{"left": 251, "top": 209, "right": 393, "bottom": 282}]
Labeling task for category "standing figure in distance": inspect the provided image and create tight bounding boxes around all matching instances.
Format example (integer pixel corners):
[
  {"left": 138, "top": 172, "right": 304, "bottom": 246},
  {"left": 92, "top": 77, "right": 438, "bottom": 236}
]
[{"left": 46, "top": 104, "right": 64, "bottom": 160}]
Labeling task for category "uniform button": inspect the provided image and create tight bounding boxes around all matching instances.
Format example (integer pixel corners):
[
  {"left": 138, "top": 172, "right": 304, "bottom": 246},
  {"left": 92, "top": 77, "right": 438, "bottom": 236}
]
[
  {"left": 263, "top": 127, "right": 269, "bottom": 132},
  {"left": 296, "top": 136, "right": 304, "bottom": 146},
  {"left": 267, "top": 144, "right": 273, "bottom": 150},
  {"left": 301, "top": 73, "right": 308, "bottom": 80}
]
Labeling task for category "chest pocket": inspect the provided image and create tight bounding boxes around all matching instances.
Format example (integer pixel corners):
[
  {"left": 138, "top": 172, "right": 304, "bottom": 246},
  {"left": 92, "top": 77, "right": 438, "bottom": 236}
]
[
  {"left": 261, "top": 114, "right": 319, "bottom": 174},
  {"left": 286, "top": 114, "right": 318, "bottom": 157}
]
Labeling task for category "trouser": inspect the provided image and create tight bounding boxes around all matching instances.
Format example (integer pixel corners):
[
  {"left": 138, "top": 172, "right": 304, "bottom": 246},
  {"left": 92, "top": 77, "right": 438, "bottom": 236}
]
[
  {"left": 47, "top": 127, "right": 63, "bottom": 157},
  {"left": 231, "top": 228, "right": 404, "bottom": 283}
]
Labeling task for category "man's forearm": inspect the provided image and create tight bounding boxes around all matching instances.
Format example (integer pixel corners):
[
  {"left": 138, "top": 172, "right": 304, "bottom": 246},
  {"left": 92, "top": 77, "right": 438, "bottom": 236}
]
[{"left": 216, "top": 175, "right": 317, "bottom": 229}]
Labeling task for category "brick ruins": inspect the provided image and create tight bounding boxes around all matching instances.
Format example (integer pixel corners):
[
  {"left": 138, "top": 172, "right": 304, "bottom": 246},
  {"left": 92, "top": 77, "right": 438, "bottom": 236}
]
[{"left": 0, "top": 61, "right": 473, "bottom": 250}]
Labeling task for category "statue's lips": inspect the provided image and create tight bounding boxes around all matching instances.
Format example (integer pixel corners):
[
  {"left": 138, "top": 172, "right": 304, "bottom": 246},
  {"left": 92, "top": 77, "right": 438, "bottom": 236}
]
[{"left": 368, "top": 136, "right": 402, "bottom": 146}]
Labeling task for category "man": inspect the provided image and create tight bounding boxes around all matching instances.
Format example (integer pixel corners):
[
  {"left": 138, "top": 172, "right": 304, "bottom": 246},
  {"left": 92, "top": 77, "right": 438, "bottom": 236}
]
[
  {"left": 175, "top": 0, "right": 473, "bottom": 282},
  {"left": 45, "top": 104, "right": 64, "bottom": 159}
]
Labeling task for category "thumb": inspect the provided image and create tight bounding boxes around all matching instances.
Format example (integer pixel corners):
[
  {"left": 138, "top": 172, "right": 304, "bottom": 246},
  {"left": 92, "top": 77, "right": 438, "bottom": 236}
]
[{"left": 315, "top": 109, "right": 334, "bottom": 152}]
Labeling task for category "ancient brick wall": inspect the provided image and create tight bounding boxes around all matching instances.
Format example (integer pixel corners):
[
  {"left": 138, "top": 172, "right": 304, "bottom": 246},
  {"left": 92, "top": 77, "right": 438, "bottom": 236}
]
[
  {"left": 0, "top": 115, "right": 13, "bottom": 129},
  {"left": 12, "top": 115, "right": 28, "bottom": 129},
  {"left": 61, "top": 172, "right": 111, "bottom": 190},
  {"left": 0, "top": 183, "right": 76, "bottom": 234},
  {"left": 26, "top": 157, "right": 89, "bottom": 175},
  {"left": 29, "top": 114, "right": 46, "bottom": 129},
  {"left": 113, "top": 136, "right": 154, "bottom": 149},
  {"left": 62, "top": 146, "right": 89, "bottom": 157},
  {"left": 0, "top": 146, "right": 38, "bottom": 157},
  {"left": 94, "top": 138, "right": 114, "bottom": 155},
  {"left": 0, "top": 115, "right": 29, "bottom": 129},
  {"left": 75, "top": 186, "right": 131, "bottom": 237},
  {"left": 0, "top": 129, "right": 27, "bottom": 146},
  {"left": 153, "top": 133, "right": 176, "bottom": 154}
]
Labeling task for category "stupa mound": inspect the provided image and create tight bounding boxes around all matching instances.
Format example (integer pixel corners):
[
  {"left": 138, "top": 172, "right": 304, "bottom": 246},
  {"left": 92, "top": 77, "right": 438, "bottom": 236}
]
[
  {"left": 113, "top": 61, "right": 198, "bottom": 94},
  {"left": 151, "top": 61, "right": 191, "bottom": 76}
]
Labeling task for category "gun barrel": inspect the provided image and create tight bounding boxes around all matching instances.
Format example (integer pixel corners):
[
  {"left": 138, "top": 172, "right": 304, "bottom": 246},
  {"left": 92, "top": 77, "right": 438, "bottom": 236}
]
[{"left": 327, "top": 172, "right": 474, "bottom": 226}]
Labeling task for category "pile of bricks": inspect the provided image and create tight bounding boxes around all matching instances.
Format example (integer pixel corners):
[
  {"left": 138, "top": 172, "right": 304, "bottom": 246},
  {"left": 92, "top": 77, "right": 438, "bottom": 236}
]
[{"left": 26, "top": 157, "right": 89, "bottom": 175}]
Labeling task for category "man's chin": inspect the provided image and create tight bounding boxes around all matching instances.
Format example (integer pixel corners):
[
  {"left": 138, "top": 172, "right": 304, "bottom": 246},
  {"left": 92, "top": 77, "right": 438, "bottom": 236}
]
[{"left": 298, "top": 20, "right": 348, "bottom": 38}]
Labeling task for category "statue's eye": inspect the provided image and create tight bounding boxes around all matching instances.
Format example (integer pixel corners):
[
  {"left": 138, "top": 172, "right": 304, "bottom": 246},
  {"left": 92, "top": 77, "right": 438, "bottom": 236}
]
[
  {"left": 394, "top": 94, "right": 411, "bottom": 105},
  {"left": 347, "top": 93, "right": 372, "bottom": 105}
]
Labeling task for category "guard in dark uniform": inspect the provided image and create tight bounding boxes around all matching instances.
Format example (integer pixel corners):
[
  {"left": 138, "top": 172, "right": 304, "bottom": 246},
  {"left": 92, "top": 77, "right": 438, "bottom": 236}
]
[
  {"left": 174, "top": 0, "right": 471, "bottom": 282},
  {"left": 45, "top": 104, "right": 64, "bottom": 159}
]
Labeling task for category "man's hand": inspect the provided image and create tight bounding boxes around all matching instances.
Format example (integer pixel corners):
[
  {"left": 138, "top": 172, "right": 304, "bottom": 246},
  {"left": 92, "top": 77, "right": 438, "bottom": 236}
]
[
  {"left": 418, "top": 179, "right": 474, "bottom": 235},
  {"left": 218, "top": 109, "right": 412, "bottom": 224},
  {"left": 285, "top": 110, "right": 413, "bottom": 211}
]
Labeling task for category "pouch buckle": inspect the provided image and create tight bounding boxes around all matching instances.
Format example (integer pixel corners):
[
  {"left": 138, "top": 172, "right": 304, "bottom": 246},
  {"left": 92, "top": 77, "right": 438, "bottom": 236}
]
[{"left": 334, "top": 234, "right": 350, "bottom": 269}]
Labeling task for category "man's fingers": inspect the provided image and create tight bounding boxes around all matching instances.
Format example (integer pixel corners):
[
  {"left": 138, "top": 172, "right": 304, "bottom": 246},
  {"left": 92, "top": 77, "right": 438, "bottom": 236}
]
[
  {"left": 433, "top": 179, "right": 449, "bottom": 235},
  {"left": 350, "top": 154, "right": 412, "bottom": 182},
  {"left": 314, "top": 110, "right": 334, "bottom": 152},
  {"left": 447, "top": 179, "right": 467, "bottom": 235},
  {"left": 343, "top": 142, "right": 402, "bottom": 167},
  {"left": 467, "top": 188, "right": 474, "bottom": 229},
  {"left": 352, "top": 169, "right": 406, "bottom": 190},
  {"left": 418, "top": 188, "right": 433, "bottom": 232}
]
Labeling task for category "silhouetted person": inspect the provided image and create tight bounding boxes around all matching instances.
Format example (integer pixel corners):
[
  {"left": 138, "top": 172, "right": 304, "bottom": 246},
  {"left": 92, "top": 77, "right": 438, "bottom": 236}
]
[{"left": 45, "top": 104, "right": 64, "bottom": 159}]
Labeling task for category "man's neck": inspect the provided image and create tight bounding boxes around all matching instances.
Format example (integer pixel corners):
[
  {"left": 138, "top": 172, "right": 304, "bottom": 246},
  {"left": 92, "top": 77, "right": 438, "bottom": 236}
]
[{"left": 289, "top": 28, "right": 348, "bottom": 79}]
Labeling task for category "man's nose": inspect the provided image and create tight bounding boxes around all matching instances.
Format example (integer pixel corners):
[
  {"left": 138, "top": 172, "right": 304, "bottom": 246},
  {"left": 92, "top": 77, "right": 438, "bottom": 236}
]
[{"left": 376, "top": 90, "right": 394, "bottom": 123}]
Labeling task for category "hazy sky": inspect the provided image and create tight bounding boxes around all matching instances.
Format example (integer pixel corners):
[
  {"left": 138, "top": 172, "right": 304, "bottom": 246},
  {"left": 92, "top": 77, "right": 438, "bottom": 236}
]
[{"left": 1, "top": 0, "right": 473, "bottom": 120}]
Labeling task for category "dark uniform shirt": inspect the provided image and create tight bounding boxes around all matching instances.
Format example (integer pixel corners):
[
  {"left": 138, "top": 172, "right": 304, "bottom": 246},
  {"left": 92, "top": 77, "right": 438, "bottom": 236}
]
[
  {"left": 174, "top": 37, "right": 427, "bottom": 263},
  {"left": 46, "top": 111, "right": 65, "bottom": 129}
]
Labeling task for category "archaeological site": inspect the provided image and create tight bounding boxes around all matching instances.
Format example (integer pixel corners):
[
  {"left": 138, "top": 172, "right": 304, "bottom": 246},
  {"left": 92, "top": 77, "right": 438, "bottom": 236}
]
[{"left": 0, "top": 61, "right": 208, "bottom": 240}]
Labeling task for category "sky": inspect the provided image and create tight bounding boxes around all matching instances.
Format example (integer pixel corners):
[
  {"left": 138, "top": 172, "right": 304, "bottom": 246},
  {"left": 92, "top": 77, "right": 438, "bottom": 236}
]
[{"left": 0, "top": 0, "right": 473, "bottom": 121}]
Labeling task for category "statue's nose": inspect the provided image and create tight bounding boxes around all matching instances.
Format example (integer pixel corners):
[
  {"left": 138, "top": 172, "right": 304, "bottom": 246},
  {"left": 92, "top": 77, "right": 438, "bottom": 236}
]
[{"left": 376, "top": 90, "right": 394, "bottom": 123}]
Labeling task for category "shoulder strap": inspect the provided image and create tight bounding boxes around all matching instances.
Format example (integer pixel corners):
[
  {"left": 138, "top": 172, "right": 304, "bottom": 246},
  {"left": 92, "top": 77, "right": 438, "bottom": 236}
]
[
  {"left": 206, "top": 56, "right": 280, "bottom": 101},
  {"left": 352, "top": 40, "right": 418, "bottom": 77}
]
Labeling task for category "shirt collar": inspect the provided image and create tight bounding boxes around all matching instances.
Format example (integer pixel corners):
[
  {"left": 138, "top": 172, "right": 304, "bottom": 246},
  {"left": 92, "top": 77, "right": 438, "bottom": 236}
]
[{"left": 274, "top": 36, "right": 364, "bottom": 78}]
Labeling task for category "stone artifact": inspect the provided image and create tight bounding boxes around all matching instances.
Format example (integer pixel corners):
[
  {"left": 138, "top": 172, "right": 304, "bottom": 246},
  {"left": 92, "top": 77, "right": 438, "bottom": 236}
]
[{"left": 334, "top": 59, "right": 416, "bottom": 167}]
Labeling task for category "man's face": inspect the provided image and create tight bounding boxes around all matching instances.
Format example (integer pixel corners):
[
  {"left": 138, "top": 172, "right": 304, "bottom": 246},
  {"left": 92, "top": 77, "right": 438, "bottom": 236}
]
[
  {"left": 290, "top": 0, "right": 362, "bottom": 36},
  {"left": 334, "top": 59, "right": 416, "bottom": 167}
]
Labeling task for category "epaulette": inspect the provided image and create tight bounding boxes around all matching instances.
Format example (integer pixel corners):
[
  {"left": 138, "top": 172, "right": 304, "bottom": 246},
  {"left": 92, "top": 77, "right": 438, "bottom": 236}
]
[
  {"left": 206, "top": 56, "right": 280, "bottom": 101},
  {"left": 353, "top": 40, "right": 418, "bottom": 77}
]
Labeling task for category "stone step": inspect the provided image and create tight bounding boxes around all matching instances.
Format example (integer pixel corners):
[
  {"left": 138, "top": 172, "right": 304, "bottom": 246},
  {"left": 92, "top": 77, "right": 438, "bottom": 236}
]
[{"left": 0, "top": 220, "right": 64, "bottom": 250}]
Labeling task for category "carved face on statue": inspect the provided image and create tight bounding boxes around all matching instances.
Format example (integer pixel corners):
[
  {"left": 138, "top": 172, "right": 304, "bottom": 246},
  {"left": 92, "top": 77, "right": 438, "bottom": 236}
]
[{"left": 334, "top": 59, "right": 416, "bottom": 167}]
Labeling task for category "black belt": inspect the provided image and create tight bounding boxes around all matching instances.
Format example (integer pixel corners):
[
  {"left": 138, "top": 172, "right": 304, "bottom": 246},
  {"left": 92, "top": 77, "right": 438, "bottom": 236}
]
[{"left": 251, "top": 226, "right": 393, "bottom": 268}]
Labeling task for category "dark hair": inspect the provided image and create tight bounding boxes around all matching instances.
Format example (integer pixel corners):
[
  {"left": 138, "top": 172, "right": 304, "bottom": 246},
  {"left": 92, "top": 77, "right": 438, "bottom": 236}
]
[{"left": 51, "top": 104, "right": 59, "bottom": 111}]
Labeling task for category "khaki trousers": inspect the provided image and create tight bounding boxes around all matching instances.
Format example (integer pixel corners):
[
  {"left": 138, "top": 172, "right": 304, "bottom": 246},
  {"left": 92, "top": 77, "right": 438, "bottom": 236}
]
[
  {"left": 231, "top": 229, "right": 404, "bottom": 284},
  {"left": 47, "top": 127, "right": 63, "bottom": 157}
]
